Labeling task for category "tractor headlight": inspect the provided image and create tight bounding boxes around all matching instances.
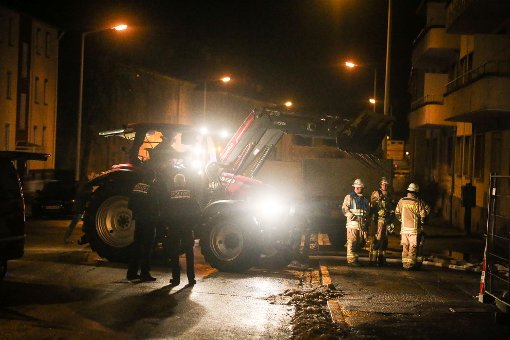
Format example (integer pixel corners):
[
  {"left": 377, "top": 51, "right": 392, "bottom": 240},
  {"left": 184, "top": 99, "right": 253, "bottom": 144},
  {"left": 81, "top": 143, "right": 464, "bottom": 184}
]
[{"left": 254, "top": 195, "right": 292, "bottom": 220}]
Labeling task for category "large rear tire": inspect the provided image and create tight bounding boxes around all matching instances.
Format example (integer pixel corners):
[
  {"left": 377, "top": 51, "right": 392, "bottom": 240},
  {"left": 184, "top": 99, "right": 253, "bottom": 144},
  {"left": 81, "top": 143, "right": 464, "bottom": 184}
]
[
  {"left": 201, "top": 217, "right": 260, "bottom": 272},
  {"left": 83, "top": 183, "right": 134, "bottom": 262}
]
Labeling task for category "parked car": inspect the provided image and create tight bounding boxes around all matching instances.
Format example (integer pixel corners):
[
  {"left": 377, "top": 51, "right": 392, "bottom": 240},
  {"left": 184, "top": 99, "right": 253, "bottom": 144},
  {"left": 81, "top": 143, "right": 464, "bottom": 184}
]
[
  {"left": 0, "top": 151, "right": 48, "bottom": 280},
  {"left": 31, "top": 180, "right": 78, "bottom": 218}
]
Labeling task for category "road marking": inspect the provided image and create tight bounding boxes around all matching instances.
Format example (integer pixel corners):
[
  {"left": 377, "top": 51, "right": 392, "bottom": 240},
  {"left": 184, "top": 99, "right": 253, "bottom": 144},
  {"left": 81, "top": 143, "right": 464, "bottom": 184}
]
[
  {"left": 320, "top": 265, "right": 332, "bottom": 285},
  {"left": 327, "top": 300, "right": 345, "bottom": 324}
]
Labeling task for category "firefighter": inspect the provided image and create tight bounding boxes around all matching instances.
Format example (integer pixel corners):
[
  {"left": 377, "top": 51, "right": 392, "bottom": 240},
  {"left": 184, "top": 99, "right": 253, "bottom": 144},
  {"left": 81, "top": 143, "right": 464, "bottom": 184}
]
[
  {"left": 395, "top": 183, "right": 430, "bottom": 270},
  {"left": 126, "top": 168, "right": 159, "bottom": 282},
  {"left": 341, "top": 178, "right": 371, "bottom": 267},
  {"left": 369, "top": 177, "right": 394, "bottom": 266},
  {"left": 159, "top": 169, "right": 200, "bottom": 287}
]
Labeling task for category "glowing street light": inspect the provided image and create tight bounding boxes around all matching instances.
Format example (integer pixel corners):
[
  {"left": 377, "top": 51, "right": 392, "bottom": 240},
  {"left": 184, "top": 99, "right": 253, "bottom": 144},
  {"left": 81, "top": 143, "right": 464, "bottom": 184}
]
[
  {"left": 284, "top": 101, "right": 293, "bottom": 108},
  {"left": 75, "top": 24, "right": 128, "bottom": 181},
  {"left": 203, "top": 75, "right": 231, "bottom": 120}
]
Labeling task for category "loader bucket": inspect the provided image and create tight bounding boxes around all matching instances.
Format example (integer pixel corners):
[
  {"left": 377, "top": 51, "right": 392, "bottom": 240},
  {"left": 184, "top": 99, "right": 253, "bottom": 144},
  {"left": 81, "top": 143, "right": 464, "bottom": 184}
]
[{"left": 335, "top": 111, "right": 394, "bottom": 154}]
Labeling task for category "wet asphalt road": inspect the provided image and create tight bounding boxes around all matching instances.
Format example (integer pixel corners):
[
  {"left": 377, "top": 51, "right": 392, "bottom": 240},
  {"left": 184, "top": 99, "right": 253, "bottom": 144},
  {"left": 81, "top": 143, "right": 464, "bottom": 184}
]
[
  {"left": 0, "top": 219, "right": 303, "bottom": 339},
  {"left": 322, "top": 259, "right": 510, "bottom": 339},
  {"left": 2, "top": 219, "right": 509, "bottom": 339}
]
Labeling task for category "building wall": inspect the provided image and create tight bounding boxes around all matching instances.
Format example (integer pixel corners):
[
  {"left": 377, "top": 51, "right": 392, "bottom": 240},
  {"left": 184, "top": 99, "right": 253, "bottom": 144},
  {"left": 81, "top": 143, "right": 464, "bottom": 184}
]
[
  {"left": 0, "top": 7, "right": 59, "bottom": 178},
  {"left": 409, "top": 1, "right": 510, "bottom": 234},
  {"left": 0, "top": 7, "right": 19, "bottom": 151}
]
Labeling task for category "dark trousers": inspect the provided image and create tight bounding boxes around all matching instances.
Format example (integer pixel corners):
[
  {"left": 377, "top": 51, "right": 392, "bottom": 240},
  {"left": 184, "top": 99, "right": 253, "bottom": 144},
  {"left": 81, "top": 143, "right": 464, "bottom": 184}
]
[
  {"left": 127, "top": 221, "right": 156, "bottom": 276},
  {"left": 168, "top": 228, "right": 195, "bottom": 282}
]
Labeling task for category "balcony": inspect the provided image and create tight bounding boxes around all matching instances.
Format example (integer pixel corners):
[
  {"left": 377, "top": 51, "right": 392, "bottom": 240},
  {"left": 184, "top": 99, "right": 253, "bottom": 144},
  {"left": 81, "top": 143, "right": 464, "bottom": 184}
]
[
  {"left": 412, "top": 26, "right": 459, "bottom": 70},
  {"left": 409, "top": 95, "right": 456, "bottom": 129},
  {"left": 446, "top": 0, "right": 510, "bottom": 34},
  {"left": 444, "top": 61, "right": 510, "bottom": 123}
]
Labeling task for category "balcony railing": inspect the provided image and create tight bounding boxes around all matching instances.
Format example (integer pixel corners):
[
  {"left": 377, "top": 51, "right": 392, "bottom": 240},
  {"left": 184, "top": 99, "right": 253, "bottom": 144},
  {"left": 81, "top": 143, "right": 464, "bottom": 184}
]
[
  {"left": 445, "top": 61, "right": 510, "bottom": 94},
  {"left": 411, "top": 94, "right": 444, "bottom": 111}
]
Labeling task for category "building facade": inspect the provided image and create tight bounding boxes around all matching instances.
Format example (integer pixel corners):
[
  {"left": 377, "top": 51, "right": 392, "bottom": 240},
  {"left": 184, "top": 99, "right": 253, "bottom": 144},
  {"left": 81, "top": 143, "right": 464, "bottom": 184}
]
[
  {"left": 0, "top": 6, "right": 60, "bottom": 175},
  {"left": 409, "top": 0, "right": 510, "bottom": 234}
]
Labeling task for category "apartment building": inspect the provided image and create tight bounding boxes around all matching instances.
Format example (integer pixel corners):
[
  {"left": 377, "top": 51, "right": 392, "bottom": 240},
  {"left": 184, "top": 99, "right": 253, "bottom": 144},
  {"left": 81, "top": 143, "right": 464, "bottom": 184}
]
[
  {"left": 408, "top": 0, "right": 510, "bottom": 234},
  {"left": 0, "top": 6, "right": 60, "bottom": 175}
]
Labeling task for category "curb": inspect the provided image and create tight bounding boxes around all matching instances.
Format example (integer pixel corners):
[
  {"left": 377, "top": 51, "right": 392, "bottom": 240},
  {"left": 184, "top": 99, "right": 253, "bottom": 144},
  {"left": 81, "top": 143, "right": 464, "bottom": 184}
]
[{"left": 310, "top": 255, "right": 481, "bottom": 272}]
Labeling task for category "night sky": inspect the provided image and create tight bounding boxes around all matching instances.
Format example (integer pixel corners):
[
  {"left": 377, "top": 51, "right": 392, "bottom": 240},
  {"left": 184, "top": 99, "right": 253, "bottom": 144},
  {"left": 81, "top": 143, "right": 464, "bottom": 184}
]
[{"left": 5, "top": 0, "right": 423, "bottom": 139}]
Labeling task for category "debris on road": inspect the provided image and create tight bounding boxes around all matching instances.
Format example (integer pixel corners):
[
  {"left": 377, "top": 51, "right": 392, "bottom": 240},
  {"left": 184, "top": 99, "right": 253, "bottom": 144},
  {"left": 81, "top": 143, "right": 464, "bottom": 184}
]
[{"left": 268, "top": 284, "right": 347, "bottom": 339}]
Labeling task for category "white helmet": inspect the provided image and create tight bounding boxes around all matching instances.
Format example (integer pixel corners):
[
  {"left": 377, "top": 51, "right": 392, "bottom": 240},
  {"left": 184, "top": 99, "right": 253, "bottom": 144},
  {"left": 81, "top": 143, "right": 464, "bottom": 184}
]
[
  {"left": 407, "top": 183, "right": 419, "bottom": 193},
  {"left": 380, "top": 177, "right": 389, "bottom": 186},
  {"left": 352, "top": 178, "right": 365, "bottom": 188}
]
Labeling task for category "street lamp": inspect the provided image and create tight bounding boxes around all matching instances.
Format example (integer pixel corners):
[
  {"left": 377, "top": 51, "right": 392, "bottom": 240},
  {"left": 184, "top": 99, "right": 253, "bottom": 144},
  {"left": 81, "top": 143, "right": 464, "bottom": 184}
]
[
  {"left": 75, "top": 24, "right": 127, "bottom": 181},
  {"left": 344, "top": 60, "right": 377, "bottom": 113},
  {"left": 284, "top": 101, "right": 293, "bottom": 108},
  {"left": 203, "top": 76, "right": 231, "bottom": 120}
]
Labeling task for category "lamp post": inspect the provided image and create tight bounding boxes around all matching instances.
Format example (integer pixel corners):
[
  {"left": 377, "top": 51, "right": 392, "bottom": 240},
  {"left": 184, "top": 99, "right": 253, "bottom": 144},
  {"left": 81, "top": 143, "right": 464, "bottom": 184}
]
[
  {"left": 344, "top": 61, "right": 378, "bottom": 113},
  {"left": 75, "top": 24, "right": 127, "bottom": 181},
  {"left": 203, "top": 76, "right": 231, "bottom": 121}
]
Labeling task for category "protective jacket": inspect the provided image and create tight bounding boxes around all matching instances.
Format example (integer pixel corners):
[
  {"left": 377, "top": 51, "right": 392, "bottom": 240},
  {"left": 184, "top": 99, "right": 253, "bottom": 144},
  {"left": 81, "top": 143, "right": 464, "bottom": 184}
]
[
  {"left": 370, "top": 189, "right": 392, "bottom": 223},
  {"left": 128, "top": 171, "right": 158, "bottom": 223},
  {"left": 342, "top": 192, "right": 370, "bottom": 230},
  {"left": 395, "top": 196, "right": 430, "bottom": 234}
]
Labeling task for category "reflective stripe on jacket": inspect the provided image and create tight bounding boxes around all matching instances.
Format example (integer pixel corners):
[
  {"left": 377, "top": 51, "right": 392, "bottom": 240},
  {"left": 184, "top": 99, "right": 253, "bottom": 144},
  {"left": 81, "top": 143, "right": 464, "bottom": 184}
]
[
  {"left": 395, "top": 197, "right": 430, "bottom": 234},
  {"left": 342, "top": 192, "right": 370, "bottom": 229}
]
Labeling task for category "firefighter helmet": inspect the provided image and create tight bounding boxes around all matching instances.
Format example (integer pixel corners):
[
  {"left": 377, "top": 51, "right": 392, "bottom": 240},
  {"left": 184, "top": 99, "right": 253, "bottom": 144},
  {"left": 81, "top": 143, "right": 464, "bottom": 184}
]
[
  {"left": 380, "top": 177, "right": 389, "bottom": 186},
  {"left": 352, "top": 178, "right": 365, "bottom": 188},
  {"left": 407, "top": 183, "right": 419, "bottom": 193}
]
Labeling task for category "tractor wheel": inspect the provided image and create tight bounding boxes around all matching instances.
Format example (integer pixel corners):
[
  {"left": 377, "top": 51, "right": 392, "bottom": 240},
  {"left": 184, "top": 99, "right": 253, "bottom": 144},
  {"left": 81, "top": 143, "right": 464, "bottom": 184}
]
[
  {"left": 83, "top": 183, "right": 134, "bottom": 262},
  {"left": 201, "top": 217, "right": 260, "bottom": 272},
  {"left": 0, "top": 259, "right": 6, "bottom": 280}
]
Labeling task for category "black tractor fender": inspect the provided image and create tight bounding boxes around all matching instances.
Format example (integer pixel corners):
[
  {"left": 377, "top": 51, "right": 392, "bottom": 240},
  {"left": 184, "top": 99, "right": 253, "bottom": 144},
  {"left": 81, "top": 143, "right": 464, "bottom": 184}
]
[{"left": 83, "top": 170, "right": 140, "bottom": 210}]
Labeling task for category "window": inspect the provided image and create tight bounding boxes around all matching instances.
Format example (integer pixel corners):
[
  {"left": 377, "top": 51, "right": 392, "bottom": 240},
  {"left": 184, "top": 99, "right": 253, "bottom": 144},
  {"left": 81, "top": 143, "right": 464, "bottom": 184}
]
[
  {"left": 446, "top": 136, "right": 453, "bottom": 175},
  {"left": 8, "top": 17, "right": 14, "bottom": 46},
  {"left": 455, "top": 136, "right": 462, "bottom": 176},
  {"left": 43, "top": 79, "right": 49, "bottom": 105},
  {"left": 34, "top": 76, "right": 40, "bottom": 103},
  {"left": 462, "top": 136, "right": 471, "bottom": 177},
  {"left": 35, "top": 28, "right": 41, "bottom": 55},
  {"left": 22, "top": 43, "right": 28, "bottom": 78},
  {"left": 6, "top": 71, "right": 12, "bottom": 99},
  {"left": 4, "top": 123, "right": 10, "bottom": 151},
  {"left": 490, "top": 132, "right": 501, "bottom": 174},
  {"left": 42, "top": 126, "right": 46, "bottom": 146},
  {"left": 45, "top": 31, "right": 51, "bottom": 58},
  {"left": 33, "top": 125, "right": 37, "bottom": 144},
  {"left": 473, "top": 134, "right": 484, "bottom": 179}
]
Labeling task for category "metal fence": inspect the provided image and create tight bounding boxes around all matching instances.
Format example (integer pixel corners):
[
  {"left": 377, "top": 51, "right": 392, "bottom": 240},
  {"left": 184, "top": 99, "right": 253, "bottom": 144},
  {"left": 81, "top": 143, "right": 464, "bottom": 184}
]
[{"left": 482, "top": 174, "right": 510, "bottom": 311}]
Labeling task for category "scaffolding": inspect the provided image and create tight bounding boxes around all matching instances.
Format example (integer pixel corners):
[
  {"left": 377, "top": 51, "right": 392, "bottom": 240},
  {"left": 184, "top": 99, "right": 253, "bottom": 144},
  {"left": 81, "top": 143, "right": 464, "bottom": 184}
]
[{"left": 480, "top": 174, "right": 510, "bottom": 312}]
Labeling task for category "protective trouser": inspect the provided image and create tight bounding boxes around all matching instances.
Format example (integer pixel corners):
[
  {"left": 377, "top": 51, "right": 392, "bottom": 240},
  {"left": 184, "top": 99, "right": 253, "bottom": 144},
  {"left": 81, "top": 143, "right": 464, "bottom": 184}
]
[
  {"left": 370, "top": 220, "right": 388, "bottom": 264},
  {"left": 168, "top": 227, "right": 195, "bottom": 283},
  {"left": 400, "top": 233, "right": 418, "bottom": 269},
  {"left": 346, "top": 227, "right": 363, "bottom": 264},
  {"left": 127, "top": 221, "right": 156, "bottom": 277}
]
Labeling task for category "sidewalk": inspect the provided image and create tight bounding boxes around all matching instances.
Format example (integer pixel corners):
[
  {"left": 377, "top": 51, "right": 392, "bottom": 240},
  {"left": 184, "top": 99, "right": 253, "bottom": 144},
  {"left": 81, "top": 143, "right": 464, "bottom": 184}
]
[{"left": 384, "top": 218, "right": 485, "bottom": 272}]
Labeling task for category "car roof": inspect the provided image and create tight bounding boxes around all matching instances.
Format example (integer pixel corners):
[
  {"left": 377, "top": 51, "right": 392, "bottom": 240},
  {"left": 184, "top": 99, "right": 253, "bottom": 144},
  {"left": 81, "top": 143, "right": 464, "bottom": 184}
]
[{"left": 0, "top": 151, "right": 49, "bottom": 161}]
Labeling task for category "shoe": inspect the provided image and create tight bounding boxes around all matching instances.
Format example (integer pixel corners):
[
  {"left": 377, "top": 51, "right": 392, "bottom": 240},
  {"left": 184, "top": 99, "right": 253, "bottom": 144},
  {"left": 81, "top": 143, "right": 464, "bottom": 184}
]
[
  {"left": 187, "top": 279, "right": 197, "bottom": 286},
  {"left": 169, "top": 278, "right": 180, "bottom": 286},
  {"left": 140, "top": 273, "right": 157, "bottom": 282},
  {"left": 127, "top": 274, "right": 140, "bottom": 281},
  {"left": 348, "top": 261, "right": 362, "bottom": 267}
]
